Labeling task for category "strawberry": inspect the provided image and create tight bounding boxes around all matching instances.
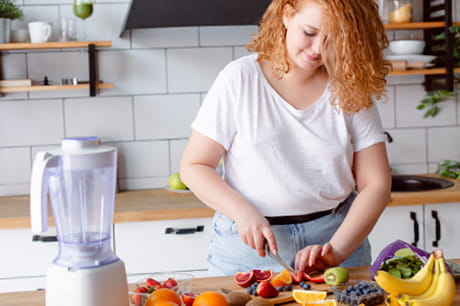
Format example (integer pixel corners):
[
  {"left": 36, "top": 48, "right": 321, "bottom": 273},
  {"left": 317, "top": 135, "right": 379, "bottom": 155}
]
[
  {"left": 146, "top": 277, "right": 161, "bottom": 288},
  {"left": 131, "top": 286, "right": 147, "bottom": 306},
  {"left": 163, "top": 277, "right": 178, "bottom": 289},
  {"left": 290, "top": 270, "right": 304, "bottom": 284},
  {"left": 303, "top": 271, "right": 325, "bottom": 283},
  {"left": 256, "top": 280, "right": 279, "bottom": 298}
]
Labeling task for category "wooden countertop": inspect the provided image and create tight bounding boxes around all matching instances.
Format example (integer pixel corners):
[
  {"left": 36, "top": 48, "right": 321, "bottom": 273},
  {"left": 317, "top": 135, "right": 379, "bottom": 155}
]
[
  {"left": 1, "top": 175, "right": 459, "bottom": 230},
  {"left": 1, "top": 260, "right": 459, "bottom": 305}
]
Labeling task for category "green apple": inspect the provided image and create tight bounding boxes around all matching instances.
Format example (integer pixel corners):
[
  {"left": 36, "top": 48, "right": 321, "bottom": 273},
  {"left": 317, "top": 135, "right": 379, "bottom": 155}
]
[{"left": 168, "top": 172, "right": 188, "bottom": 190}]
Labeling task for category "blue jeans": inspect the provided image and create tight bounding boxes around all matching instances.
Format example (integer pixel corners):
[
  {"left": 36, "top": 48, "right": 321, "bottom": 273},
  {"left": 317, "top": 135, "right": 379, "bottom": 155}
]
[{"left": 206, "top": 193, "right": 371, "bottom": 276}]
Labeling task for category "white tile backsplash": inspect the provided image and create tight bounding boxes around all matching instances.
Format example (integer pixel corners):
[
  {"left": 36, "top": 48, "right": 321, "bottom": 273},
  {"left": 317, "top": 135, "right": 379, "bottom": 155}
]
[
  {"left": 132, "top": 27, "right": 199, "bottom": 49},
  {"left": 199, "top": 25, "right": 257, "bottom": 46},
  {"left": 0, "top": 1, "right": 459, "bottom": 195},
  {"left": 115, "top": 141, "right": 169, "bottom": 179},
  {"left": 386, "top": 128, "right": 427, "bottom": 164},
  {"left": 64, "top": 96, "right": 134, "bottom": 141},
  {"left": 427, "top": 127, "right": 460, "bottom": 162},
  {"left": 166, "top": 47, "right": 233, "bottom": 93},
  {"left": 395, "top": 85, "right": 457, "bottom": 127},
  {"left": 0, "top": 100, "right": 64, "bottom": 147},
  {"left": 99, "top": 49, "right": 167, "bottom": 95},
  {"left": 0, "top": 148, "right": 31, "bottom": 184},
  {"left": 134, "top": 94, "right": 200, "bottom": 140}
]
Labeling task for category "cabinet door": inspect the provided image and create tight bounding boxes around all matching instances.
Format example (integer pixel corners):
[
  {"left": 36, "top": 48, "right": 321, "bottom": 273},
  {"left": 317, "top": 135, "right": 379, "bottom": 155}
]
[
  {"left": 368, "top": 205, "right": 424, "bottom": 262},
  {"left": 114, "top": 218, "right": 213, "bottom": 276},
  {"left": 0, "top": 228, "right": 58, "bottom": 278},
  {"left": 423, "top": 202, "right": 460, "bottom": 259},
  {"left": 0, "top": 277, "right": 46, "bottom": 293}
]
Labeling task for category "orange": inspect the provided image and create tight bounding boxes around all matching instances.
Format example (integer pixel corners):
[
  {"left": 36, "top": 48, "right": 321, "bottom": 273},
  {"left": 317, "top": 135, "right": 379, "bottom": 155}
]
[
  {"left": 192, "top": 291, "right": 229, "bottom": 306},
  {"left": 292, "top": 289, "right": 327, "bottom": 304},
  {"left": 271, "top": 269, "right": 292, "bottom": 287},
  {"left": 152, "top": 302, "right": 179, "bottom": 306},
  {"left": 145, "top": 288, "right": 182, "bottom": 306},
  {"left": 302, "top": 300, "right": 337, "bottom": 306}
]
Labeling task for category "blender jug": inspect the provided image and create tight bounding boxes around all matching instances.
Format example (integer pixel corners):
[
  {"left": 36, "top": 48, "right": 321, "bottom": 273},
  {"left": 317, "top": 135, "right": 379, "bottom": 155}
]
[{"left": 30, "top": 137, "right": 128, "bottom": 306}]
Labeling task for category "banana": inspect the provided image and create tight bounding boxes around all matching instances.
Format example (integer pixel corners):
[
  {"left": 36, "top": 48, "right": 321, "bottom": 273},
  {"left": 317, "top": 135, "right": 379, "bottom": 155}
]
[
  {"left": 398, "top": 259, "right": 441, "bottom": 303},
  {"left": 374, "top": 253, "right": 435, "bottom": 296},
  {"left": 403, "top": 255, "right": 455, "bottom": 306},
  {"left": 384, "top": 293, "right": 400, "bottom": 306}
]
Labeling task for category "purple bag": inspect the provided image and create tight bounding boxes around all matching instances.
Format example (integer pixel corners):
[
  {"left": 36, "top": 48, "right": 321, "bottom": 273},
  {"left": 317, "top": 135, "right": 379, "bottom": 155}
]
[{"left": 369, "top": 240, "right": 430, "bottom": 280}]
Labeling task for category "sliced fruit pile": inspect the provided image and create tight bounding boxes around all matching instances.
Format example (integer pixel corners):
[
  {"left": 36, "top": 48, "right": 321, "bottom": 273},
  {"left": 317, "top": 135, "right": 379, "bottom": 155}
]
[
  {"left": 131, "top": 277, "right": 179, "bottom": 306},
  {"left": 375, "top": 249, "right": 455, "bottom": 306},
  {"left": 234, "top": 269, "right": 273, "bottom": 288}
]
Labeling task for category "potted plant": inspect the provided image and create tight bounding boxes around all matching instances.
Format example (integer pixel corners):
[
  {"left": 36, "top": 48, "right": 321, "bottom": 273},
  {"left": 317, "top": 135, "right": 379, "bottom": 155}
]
[
  {"left": 417, "top": 25, "right": 460, "bottom": 118},
  {"left": 0, "top": 0, "right": 24, "bottom": 43}
]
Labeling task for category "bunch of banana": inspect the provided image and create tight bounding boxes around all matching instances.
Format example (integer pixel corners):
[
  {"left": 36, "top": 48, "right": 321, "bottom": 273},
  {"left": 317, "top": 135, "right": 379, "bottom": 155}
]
[{"left": 375, "top": 250, "right": 455, "bottom": 306}]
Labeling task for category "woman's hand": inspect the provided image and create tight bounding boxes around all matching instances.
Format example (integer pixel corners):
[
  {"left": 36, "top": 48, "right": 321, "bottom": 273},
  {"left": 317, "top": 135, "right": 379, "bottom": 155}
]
[
  {"left": 235, "top": 210, "right": 277, "bottom": 258},
  {"left": 294, "top": 242, "right": 341, "bottom": 273}
]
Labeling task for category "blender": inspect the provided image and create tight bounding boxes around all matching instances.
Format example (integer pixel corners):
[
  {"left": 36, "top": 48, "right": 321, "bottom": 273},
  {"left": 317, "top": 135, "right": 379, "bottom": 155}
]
[{"left": 30, "top": 137, "right": 129, "bottom": 306}]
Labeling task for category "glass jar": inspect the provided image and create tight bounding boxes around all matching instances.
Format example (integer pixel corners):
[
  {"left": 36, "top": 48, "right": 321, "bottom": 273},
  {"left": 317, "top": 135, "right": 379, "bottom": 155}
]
[{"left": 389, "top": 0, "right": 413, "bottom": 23}]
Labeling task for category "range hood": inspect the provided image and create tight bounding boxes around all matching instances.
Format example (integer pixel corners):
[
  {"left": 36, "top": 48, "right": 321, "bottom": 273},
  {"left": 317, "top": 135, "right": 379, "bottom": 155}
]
[{"left": 121, "top": 0, "right": 271, "bottom": 35}]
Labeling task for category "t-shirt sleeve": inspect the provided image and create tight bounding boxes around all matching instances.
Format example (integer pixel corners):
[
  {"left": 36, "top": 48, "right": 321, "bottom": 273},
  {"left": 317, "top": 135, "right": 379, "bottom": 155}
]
[
  {"left": 350, "top": 103, "right": 386, "bottom": 152},
  {"left": 191, "top": 65, "right": 238, "bottom": 151}
]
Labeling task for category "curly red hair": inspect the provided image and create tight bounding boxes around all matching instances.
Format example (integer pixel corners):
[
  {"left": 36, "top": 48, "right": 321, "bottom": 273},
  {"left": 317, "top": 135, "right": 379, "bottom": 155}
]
[{"left": 247, "top": 0, "right": 390, "bottom": 113}]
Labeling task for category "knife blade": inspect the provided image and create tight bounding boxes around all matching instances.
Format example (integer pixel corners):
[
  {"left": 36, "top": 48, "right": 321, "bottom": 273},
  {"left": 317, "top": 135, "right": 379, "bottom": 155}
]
[{"left": 265, "top": 244, "right": 295, "bottom": 272}]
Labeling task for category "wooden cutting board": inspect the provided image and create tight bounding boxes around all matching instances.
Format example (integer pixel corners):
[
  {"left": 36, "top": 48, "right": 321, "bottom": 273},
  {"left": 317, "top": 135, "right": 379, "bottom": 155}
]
[{"left": 234, "top": 283, "right": 334, "bottom": 305}]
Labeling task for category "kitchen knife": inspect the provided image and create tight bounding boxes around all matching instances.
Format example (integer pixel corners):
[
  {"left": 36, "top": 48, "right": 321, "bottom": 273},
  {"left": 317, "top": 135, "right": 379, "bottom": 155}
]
[{"left": 265, "top": 244, "right": 295, "bottom": 272}]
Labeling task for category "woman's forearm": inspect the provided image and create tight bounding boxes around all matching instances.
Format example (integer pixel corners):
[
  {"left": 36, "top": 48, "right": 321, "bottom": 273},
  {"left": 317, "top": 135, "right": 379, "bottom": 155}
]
[{"left": 329, "top": 184, "right": 390, "bottom": 263}]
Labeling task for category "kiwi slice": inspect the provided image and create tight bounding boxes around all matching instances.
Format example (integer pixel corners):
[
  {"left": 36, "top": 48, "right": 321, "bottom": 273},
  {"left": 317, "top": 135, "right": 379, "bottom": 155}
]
[{"left": 324, "top": 267, "right": 349, "bottom": 286}]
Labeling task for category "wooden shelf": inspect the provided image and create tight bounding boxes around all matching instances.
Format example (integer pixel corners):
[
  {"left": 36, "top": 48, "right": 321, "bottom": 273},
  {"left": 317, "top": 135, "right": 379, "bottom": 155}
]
[
  {"left": 0, "top": 41, "right": 112, "bottom": 51},
  {"left": 384, "top": 21, "right": 445, "bottom": 30},
  {"left": 0, "top": 83, "right": 113, "bottom": 93}
]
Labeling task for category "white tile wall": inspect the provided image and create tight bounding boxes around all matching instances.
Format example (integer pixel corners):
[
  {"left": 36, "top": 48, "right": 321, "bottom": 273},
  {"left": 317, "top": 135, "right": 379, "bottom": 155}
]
[{"left": 0, "top": 1, "right": 459, "bottom": 196}]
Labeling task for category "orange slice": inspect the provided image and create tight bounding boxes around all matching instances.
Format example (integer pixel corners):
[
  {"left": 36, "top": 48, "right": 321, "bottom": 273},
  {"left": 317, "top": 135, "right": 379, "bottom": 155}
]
[
  {"left": 302, "top": 300, "right": 337, "bottom": 306},
  {"left": 292, "top": 289, "right": 327, "bottom": 304},
  {"left": 271, "top": 269, "right": 292, "bottom": 287}
]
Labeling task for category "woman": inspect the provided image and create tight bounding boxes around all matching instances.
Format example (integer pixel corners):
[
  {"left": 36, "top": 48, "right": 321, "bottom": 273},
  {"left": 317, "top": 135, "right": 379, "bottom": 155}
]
[{"left": 180, "top": 0, "right": 392, "bottom": 276}]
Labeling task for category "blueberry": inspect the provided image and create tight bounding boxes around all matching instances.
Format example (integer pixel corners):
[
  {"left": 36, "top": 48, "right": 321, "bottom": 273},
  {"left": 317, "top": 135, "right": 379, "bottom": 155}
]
[
  {"left": 246, "top": 287, "right": 252, "bottom": 294},
  {"left": 284, "top": 285, "right": 292, "bottom": 291},
  {"left": 277, "top": 286, "right": 284, "bottom": 291},
  {"left": 299, "top": 281, "right": 305, "bottom": 286},
  {"left": 302, "top": 283, "right": 311, "bottom": 290}
]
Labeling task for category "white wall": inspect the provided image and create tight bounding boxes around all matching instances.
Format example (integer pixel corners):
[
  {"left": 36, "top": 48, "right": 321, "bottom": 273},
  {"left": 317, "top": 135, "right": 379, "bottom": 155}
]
[{"left": 0, "top": 0, "right": 459, "bottom": 196}]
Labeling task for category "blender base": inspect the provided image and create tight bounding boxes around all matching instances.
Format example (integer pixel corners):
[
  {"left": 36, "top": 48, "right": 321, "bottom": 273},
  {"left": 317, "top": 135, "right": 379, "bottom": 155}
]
[{"left": 46, "top": 259, "right": 129, "bottom": 306}]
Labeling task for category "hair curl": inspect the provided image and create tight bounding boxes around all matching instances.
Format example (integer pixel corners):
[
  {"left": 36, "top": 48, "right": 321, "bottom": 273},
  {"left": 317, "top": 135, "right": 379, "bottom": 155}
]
[{"left": 247, "top": 0, "right": 391, "bottom": 113}]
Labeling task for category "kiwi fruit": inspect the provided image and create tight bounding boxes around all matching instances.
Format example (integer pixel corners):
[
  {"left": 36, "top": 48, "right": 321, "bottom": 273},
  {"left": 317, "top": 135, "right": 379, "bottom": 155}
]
[
  {"left": 245, "top": 297, "right": 274, "bottom": 306},
  {"left": 225, "top": 291, "right": 252, "bottom": 306}
]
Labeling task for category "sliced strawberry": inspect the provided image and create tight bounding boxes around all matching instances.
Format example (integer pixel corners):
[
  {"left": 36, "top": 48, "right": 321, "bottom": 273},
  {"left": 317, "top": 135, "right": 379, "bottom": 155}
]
[
  {"left": 131, "top": 287, "right": 148, "bottom": 306},
  {"left": 146, "top": 277, "right": 161, "bottom": 288},
  {"left": 256, "top": 280, "right": 279, "bottom": 298},
  {"left": 163, "top": 277, "right": 178, "bottom": 289},
  {"left": 303, "top": 271, "right": 325, "bottom": 283},
  {"left": 290, "top": 270, "right": 304, "bottom": 283}
]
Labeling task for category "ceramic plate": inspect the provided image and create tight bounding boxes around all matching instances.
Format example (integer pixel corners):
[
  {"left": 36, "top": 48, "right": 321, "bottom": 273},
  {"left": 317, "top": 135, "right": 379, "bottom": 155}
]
[{"left": 386, "top": 54, "right": 437, "bottom": 65}]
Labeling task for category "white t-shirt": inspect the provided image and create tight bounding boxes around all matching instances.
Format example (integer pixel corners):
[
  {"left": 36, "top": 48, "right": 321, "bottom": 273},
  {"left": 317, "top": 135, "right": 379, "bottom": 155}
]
[{"left": 191, "top": 54, "right": 385, "bottom": 217}]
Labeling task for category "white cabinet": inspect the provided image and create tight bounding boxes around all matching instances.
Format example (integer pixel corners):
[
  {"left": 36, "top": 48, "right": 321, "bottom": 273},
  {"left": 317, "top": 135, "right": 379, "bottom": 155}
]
[
  {"left": 0, "top": 227, "right": 57, "bottom": 293},
  {"left": 368, "top": 202, "right": 460, "bottom": 262},
  {"left": 114, "top": 218, "right": 213, "bottom": 277}
]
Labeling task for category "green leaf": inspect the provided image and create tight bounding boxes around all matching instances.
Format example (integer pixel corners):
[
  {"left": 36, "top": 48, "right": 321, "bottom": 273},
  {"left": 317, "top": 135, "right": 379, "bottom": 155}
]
[{"left": 416, "top": 104, "right": 426, "bottom": 110}]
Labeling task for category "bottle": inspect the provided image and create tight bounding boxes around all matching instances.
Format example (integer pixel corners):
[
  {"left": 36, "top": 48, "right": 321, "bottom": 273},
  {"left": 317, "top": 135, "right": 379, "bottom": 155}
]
[{"left": 389, "top": 0, "right": 413, "bottom": 23}]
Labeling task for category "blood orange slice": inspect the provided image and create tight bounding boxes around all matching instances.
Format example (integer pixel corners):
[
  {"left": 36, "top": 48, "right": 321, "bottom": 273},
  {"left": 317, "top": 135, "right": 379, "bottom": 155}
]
[
  {"left": 252, "top": 269, "right": 273, "bottom": 282},
  {"left": 234, "top": 271, "right": 256, "bottom": 287}
]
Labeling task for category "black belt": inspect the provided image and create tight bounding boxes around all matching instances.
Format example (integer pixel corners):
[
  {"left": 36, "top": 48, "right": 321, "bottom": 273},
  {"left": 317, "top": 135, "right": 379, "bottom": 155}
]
[{"left": 265, "top": 195, "right": 351, "bottom": 225}]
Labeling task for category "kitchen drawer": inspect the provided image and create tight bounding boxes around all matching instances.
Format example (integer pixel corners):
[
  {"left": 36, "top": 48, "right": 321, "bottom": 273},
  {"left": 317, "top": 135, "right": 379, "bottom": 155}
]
[
  {"left": 0, "top": 227, "right": 58, "bottom": 278},
  {"left": 0, "top": 276, "right": 46, "bottom": 293},
  {"left": 114, "top": 218, "right": 213, "bottom": 275}
]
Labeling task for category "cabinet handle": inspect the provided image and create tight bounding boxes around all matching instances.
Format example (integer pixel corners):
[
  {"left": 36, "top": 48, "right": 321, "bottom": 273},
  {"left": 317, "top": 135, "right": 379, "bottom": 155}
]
[
  {"left": 431, "top": 210, "right": 441, "bottom": 247},
  {"left": 165, "top": 225, "right": 204, "bottom": 235},
  {"left": 410, "top": 212, "right": 419, "bottom": 247},
  {"left": 32, "top": 235, "right": 57, "bottom": 242}
]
